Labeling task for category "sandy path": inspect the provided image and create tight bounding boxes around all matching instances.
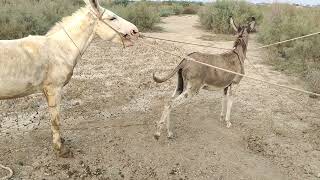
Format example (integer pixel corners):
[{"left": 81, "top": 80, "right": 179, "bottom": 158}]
[{"left": 1, "top": 15, "right": 320, "bottom": 179}]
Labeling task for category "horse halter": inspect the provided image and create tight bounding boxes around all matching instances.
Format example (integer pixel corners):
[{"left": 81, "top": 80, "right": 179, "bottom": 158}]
[
  {"left": 90, "top": 8, "right": 126, "bottom": 48},
  {"left": 61, "top": 8, "right": 126, "bottom": 57}
]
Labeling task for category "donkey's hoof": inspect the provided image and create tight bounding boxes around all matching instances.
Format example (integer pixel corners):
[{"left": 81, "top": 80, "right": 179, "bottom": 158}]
[
  {"left": 60, "top": 137, "right": 65, "bottom": 143},
  {"left": 58, "top": 146, "right": 73, "bottom": 158},
  {"left": 167, "top": 132, "right": 174, "bottom": 139},
  {"left": 154, "top": 132, "right": 160, "bottom": 140}
]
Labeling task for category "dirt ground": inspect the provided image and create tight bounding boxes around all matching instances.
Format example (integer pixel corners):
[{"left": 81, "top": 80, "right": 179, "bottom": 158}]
[{"left": 1, "top": 15, "right": 320, "bottom": 180}]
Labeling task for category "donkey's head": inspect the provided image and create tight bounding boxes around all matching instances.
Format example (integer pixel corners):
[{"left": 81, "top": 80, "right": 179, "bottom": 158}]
[
  {"left": 230, "top": 16, "right": 256, "bottom": 51},
  {"left": 85, "top": 0, "right": 139, "bottom": 47}
]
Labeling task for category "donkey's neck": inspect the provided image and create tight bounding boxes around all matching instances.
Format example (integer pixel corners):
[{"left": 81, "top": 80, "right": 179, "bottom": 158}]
[
  {"left": 234, "top": 38, "right": 248, "bottom": 61},
  {"left": 47, "top": 7, "right": 97, "bottom": 66}
]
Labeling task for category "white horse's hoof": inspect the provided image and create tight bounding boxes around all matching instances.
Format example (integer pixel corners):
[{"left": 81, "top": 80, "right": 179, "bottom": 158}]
[{"left": 226, "top": 122, "right": 232, "bottom": 128}]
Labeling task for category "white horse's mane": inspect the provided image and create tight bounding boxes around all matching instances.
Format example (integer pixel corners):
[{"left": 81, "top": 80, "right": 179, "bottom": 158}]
[{"left": 46, "top": 5, "right": 91, "bottom": 36}]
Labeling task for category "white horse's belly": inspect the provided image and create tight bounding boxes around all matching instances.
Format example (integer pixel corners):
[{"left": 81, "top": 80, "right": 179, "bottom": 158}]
[
  {"left": 0, "top": 67, "right": 46, "bottom": 99},
  {"left": 0, "top": 80, "right": 42, "bottom": 99},
  {"left": 0, "top": 41, "right": 47, "bottom": 99}
]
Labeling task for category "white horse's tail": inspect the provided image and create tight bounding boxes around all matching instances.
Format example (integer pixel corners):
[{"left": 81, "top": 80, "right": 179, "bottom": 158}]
[{"left": 0, "top": 164, "right": 13, "bottom": 180}]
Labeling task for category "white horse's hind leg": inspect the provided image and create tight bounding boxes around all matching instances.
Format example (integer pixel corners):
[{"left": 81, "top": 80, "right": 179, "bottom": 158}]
[
  {"left": 43, "top": 86, "right": 72, "bottom": 158},
  {"left": 225, "top": 85, "right": 233, "bottom": 128}
]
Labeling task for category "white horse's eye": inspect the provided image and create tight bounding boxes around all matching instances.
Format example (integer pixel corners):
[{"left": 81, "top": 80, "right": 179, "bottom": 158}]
[{"left": 109, "top": 17, "right": 116, "bottom": 21}]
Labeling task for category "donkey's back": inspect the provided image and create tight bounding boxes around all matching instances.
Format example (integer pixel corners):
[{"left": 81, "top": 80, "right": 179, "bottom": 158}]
[{"left": 0, "top": 36, "right": 48, "bottom": 99}]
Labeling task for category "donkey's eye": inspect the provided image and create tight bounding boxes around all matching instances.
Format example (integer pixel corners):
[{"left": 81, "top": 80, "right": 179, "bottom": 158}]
[{"left": 109, "top": 17, "right": 117, "bottom": 21}]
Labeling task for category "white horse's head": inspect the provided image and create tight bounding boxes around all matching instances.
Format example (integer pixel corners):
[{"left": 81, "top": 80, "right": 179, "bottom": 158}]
[{"left": 85, "top": 0, "right": 139, "bottom": 47}]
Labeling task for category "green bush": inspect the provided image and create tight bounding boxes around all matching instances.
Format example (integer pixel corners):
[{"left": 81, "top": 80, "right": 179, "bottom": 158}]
[
  {"left": 0, "top": 0, "right": 83, "bottom": 39},
  {"left": 198, "top": 0, "right": 262, "bottom": 34},
  {"left": 0, "top": 0, "right": 161, "bottom": 39},
  {"left": 159, "top": 7, "right": 175, "bottom": 17},
  {"left": 112, "top": 0, "right": 129, "bottom": 7},
  {"left": 111, "top": 2, "right": 161, "bottom": 31},
  {"left": 172, "top": 4, "right": 184, "bottom": 15},
  {"left": 157, "top": 4, "right": 184, "bottom": 17},
  {"left": 257, "top": 4, "right": 320, "bottom": 93},
  {"left": 182, "top": 4, "right": 199, "bottom": 14}
]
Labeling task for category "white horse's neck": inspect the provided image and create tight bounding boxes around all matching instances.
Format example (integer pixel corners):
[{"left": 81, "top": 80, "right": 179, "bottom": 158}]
[{"left": 46, "top": 6, "right": 97, "bottom": 65}]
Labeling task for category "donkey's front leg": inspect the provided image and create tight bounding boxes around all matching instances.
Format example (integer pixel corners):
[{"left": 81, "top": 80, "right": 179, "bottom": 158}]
[
  {"left": 225, "top": 85, "right": 233, "bottom": 128},
  {"left": 220, "top": 87, "right": 228, "bottom": 122},
  {"left": 43, "top": 86, "right": 72, "bottom": 158}
]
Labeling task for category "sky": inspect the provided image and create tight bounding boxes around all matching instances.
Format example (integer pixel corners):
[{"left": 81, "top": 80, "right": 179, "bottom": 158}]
[
  {"left": 191, "top": 0, "right": 319, "bottom": 6},
  {"left": 249, "top": 0, "right": 319, "bottom": 5}
]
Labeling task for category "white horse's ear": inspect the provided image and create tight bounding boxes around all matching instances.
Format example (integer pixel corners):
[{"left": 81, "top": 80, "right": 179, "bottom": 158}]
[
  {"left": 229, "top": 16, "right": 238, "bottom": 32},
  {"left": 83, "top": 0, "right": 90, "bottom": 5},
  {"left": 87, "top": 0, "right": 102, "bottom": 14}
]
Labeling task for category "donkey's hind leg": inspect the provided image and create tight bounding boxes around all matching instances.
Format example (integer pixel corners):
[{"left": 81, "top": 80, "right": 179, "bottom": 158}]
[
  {"left": 154, "top": 82, "right": 199, "bottom": 140},
  {"left": 172, "top": 69, "right": 184, "bottom": 98},
  {"left": 43, "top": 86, "right": 72, "bottom": 158}
]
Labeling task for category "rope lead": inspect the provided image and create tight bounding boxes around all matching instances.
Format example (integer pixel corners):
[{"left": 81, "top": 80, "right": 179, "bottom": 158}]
[{"left": 0, "top": 164, "right": 13, "bottom": 180}]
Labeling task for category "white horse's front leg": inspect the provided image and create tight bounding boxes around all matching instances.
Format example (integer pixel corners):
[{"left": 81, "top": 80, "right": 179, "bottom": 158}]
[{"left": 43, "top": 86, "right": 72, "bottom": 158}]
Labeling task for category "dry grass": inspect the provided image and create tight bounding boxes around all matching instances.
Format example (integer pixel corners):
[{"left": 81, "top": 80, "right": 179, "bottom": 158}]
[{"left": 257, "top": 4, "right": 320, "bottom": 93}]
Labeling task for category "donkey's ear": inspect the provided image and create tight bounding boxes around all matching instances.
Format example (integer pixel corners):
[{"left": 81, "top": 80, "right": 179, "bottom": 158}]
[
  {"left": 229, "top": 16, "right": 238, "bottom": 32},
  {"left": 248, "top": 17, "right": 256, "bottom": 32},
  {"left": 87, "top": 0, "right": 102, "bottom": 14}
]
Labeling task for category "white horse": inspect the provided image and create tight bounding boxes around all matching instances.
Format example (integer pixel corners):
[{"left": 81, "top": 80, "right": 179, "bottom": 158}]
[{"left": 0, "top": 0, "right": 139, "bottom": 158}]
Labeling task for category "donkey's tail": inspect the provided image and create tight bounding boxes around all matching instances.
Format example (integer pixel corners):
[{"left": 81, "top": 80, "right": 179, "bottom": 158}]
[
  {"left": 153, "top": 60, "right": 186, "bottom": 83},
  {"left": 0, "top": 163, "right": 13, "bottom": 180}
]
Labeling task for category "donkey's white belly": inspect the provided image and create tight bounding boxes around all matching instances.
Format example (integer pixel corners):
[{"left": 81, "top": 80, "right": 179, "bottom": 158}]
[{"left": 202, "top": 84, "right": 224, "bottom": 91}]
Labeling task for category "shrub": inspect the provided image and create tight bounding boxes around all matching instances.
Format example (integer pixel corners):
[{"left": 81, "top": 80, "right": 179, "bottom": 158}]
[
  {"left": 158, "top": 6, "right": 175, "bottom": 17},
  {"left": 182, "top": 5, "right": 198, "bottom": 14},
  {"left": 198, "top": 0, "right": 262, "bottom": 34},
  {"left": 257, "top": 4, "right": 320, "bottom": 93},
  {"left": 0, "top": 0, "right": 161, "bottom": 39},
  {"left": 112, "top": 0, "right": 129, "bottom": 7},
  {"left": 0, "top": 0, "right": 83, "bottom": 39},
  {"left": 172, "top": 4, "right": 184, "bottom": 15},
  {"left": 111, "top": 2, "right": 161, "bottom": 31}
]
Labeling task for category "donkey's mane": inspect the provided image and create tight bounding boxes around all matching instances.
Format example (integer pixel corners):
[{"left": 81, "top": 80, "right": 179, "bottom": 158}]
[{"left": 46, "top": 6, "right": 91, "bottom": 36}]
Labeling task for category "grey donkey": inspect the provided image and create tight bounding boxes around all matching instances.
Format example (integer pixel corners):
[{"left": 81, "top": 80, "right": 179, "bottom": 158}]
[{"left": 153, "top": 17, "right": 256, "bottom": 139}]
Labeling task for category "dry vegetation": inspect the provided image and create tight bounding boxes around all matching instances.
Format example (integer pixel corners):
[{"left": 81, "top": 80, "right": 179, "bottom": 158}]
[
  {"left": 198, "top": 0, "right": 263, "bottom": 34},
  {"left": 0, "top": 0, "right": 201, "bottom": 39},
  {"left": 0, "top": 0, "right": 83, "bottom": 39},
  {"left": 257, "top": 4, "right": 320, "bottom": 94},
  {"left": 197, "top": 0, "right": 320, "bottom": 94}
]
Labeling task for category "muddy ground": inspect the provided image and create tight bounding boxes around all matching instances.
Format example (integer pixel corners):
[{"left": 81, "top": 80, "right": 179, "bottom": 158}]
[{"left": 1, "top": 15, "right": 320, "bottom": 180}]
